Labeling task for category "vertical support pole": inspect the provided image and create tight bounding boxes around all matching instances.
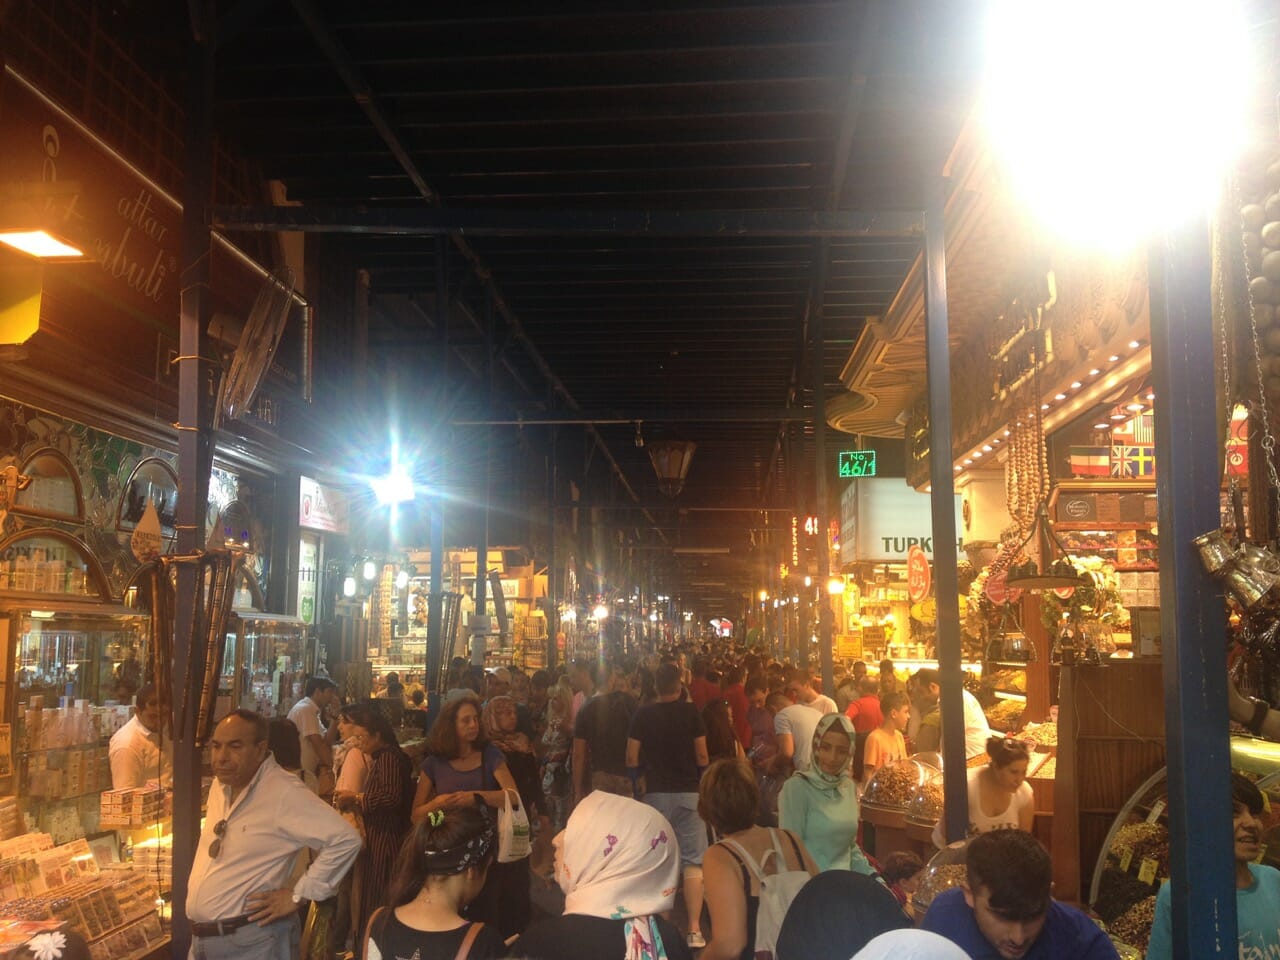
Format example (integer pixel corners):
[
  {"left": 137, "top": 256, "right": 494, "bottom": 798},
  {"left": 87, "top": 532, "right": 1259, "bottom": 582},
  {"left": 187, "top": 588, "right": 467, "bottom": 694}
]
[
  {"left": 547, "top": 428, "right": 559, "bottom": 669},
  {"left": 474, "top": 287, "right": 492, "bottom": 669},
  {"left": 171, "top": 3, "right": 215, "bottom": 954},
  {"left": 922, "top": 176, "right": 967, "bottom": 843},
  {"left": 1149, "top": 223, "right": 1235, "bottom": 959},
  {"left": 428, "top": 236, "right": 448, "bottom": 681},
  {"left": 812, "top": 240, "right": 835, "bottom": 696}
]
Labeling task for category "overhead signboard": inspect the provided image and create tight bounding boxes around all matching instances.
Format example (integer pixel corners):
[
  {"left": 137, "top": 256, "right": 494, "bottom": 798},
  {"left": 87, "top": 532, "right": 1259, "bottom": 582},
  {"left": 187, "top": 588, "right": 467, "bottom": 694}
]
[
  {"left": 841, "top": 477, "right": 962, "bottom": 562},
  {"left": 838, "top": 449, "right": 877, "bottom": 478}
]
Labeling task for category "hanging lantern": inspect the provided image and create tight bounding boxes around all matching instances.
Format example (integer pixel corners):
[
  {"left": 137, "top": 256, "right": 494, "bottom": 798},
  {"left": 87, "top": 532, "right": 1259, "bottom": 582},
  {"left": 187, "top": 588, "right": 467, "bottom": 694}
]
[{"left": 647, "top": 440, "right": 697, "bottom": 497}]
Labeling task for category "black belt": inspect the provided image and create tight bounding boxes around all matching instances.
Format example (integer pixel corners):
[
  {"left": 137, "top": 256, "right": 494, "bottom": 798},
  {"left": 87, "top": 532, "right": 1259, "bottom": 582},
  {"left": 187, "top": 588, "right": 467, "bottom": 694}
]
[{"left": 191, "top": 914, "right": 255, "bottom": 937}]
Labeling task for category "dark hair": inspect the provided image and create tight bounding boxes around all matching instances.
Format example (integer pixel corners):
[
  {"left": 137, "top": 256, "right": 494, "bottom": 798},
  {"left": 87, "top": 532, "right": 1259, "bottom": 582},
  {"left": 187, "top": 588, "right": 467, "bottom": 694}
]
[
  {"left": 986, "top": 736, "right": 1032, "bottom": 768},
  {"left": 766, "top": 691, "right": 791, "bottom": 713},
  {"left": 702, "top": 700, "right": 738, "bottom": 762},
  {"left": 913, "top": 668, "right": 940, "bottom": 688},
  {"left": 267, "top": 717, "right": 302, "bottom": 770},
  {"left": 215, "top": 708, "right": 269, "bottom": 743},
  {"left": 655, "top": 662, "right": 682, "bottom": 695},
  {"left": 879, "top": 850, "right": 925, "bottom": 884},
  {"left": 965, "top": 830, "right": 1051, "bottom": 921},
  {"left": 388, "top": 804, "right": 496, "bottom": 906},
  {"left": 775, "top": 870, "right": 909, "bottom": 960},
  {"left": 426, "top": 694, "right": 486, "bottom": 759},
  {"left": 530, "top": 670, "right": 553, "bottom": 690},
  {"left": 135, "top": 683, "right": 159, "bottom": 707},
  {"left": 697, "top": 759, "right": 759, "bottom": 835},
  {"left": 745, "top": 677, "right": 768, "bottom": 697},
  {"left": 1232, "top": 771, "right": 1266, "bottom": 815},
  {"left": 304, "top": 676, "right": 336, "bottom": 698},
  {"left": 346, "top": 702, "right": 399, "bottom": 750},
  {"left": 880, "top": 691, "right": 910, "bottom": 714},
  {"left": 859, "top": 676, "right": 880, "bottom": 696},
  {"left": 790, "top": 667, "right": 813, "bottom": 686},
  {"left": 725, "top": 664, "right": 745, "bottom": 686},
  {"left": 411, "top": 689, "right": 425, "bottom": 706}
]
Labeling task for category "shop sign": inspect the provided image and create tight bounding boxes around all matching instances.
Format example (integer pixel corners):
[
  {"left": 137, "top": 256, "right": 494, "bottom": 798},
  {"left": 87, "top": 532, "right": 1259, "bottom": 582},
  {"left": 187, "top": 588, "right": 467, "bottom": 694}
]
[
  {"left": 984, "top": 569, "right": 1023, "bottom": 606},
  {"left": 838, "top": 449, "right": 877, "bottom": 478},
  {"left": 297, "top": 535, "right": 318, "bottom": 624},
  {"left": 299, "top": 475, "right": 348, "bottom": 533},
  {"left": 0, "top": 73, "right": 304, "bottom": 416},
  {"left": 837, "top": 633, "right": 863, "bottom": 659},
  {"left": 498, "top": 578, "right": 521, "bottom": 599},
  {"left": 843, "top": 478, "right": 962, "bottom": 561},
  {"left": 907, "top": 546, "right": 931, "bottom": 602}
]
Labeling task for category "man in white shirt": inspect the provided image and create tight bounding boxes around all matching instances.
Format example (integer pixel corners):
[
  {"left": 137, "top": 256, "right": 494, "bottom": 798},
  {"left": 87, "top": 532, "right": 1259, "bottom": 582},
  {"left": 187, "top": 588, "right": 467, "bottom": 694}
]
[
  {"left": 773, "top": 700, "right": 823, "bottom": 775},
  {"left": 915, "top": 669, "right": 994, "bottom": 759},
  {"left": 187, "top": 710, "right": 360, "bottom": 960},
  {"left": 108, "top": 683, "right": 171, "bottom": 788},
  {"left": 286, "top": 678, "right": 338, "bottom": 796},
  {"left": 785, "top": 667, "right": 839, "bottom": 715}
]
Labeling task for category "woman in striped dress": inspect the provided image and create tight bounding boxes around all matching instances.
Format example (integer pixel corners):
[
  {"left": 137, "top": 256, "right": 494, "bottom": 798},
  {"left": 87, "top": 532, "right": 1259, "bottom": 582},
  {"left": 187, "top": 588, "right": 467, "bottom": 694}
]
[{"left": 336, "top": 702, "right": 414, "bottom": 942}]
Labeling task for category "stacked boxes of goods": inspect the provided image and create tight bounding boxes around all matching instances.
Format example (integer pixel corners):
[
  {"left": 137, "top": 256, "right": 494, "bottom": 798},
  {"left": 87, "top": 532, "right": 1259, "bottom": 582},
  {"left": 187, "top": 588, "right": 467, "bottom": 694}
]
[{"left": 98, "top": 787, "right": 162, "bottom": 829}]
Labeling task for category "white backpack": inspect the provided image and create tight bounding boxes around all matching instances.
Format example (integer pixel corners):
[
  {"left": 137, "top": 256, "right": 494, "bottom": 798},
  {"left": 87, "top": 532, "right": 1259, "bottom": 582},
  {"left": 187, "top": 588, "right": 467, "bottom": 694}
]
[{"left": 719, "top": 829, "right": 814, "bottom": 960}]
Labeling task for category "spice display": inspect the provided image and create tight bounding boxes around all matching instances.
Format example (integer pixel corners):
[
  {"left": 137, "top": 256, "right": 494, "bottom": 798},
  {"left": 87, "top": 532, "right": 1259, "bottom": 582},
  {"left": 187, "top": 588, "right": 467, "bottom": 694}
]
[
  {"left": 986, "top": 699, "right": 1025, "bottom": 731},
  {"left": 1110, "top": 822, "right": 1170, "bottom": 878},
  {"left": 863, "top": 759, "right": 929, "bottom": 809},
  {"left": 1108, "top": 896, "right": 1157, "bottom": 953},
  {"left": 989, "top": 669, "right": 1027, "bottom": 693},
  {"left": 1032, "top": 756, "right": 1056, "bottom": 779},
  {"left": 906, "top": 779, "right": 945, "bottom": 821},
  {"left": 1024, "top": 721, "right": 1058, "bottom": 747},
  {"left": 915, "top": 863, "right": 968, "bottom": 909}
]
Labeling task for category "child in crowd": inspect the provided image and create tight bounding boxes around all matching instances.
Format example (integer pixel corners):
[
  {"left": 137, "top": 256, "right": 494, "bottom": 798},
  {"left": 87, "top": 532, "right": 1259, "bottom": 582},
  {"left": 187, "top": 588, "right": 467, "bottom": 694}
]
[{"left": 879, "top": 850, "right": 925, "bottom": 909}]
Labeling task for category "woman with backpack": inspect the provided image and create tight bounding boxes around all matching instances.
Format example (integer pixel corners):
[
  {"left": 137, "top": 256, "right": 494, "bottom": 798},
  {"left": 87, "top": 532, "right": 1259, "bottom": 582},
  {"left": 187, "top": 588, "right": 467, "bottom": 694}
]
[
  {"left": 698, "top": 759, "right": 819, "bottom": 960},
  {"left": 778, "top": 713, "right": 877, "bottom": 874}
]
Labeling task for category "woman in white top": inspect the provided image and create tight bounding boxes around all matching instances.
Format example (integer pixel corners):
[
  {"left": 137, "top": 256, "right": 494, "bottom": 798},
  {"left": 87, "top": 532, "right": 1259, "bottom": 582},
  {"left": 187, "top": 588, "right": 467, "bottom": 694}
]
[{"left": 931, "top": 735, "right": 1034, "bottom": 847}]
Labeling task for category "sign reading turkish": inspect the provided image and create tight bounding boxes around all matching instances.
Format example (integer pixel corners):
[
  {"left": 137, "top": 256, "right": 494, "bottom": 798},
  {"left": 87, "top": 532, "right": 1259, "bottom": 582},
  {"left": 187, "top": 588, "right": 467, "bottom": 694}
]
[
  {"left": 838, "top": 449, "right": 877, "bottom": 478},
  {"left": 841, "top": 478, "right": 962, "bottom": 562},
  {"left": 298, "top": 476, "right": 349, "bottom": 533},
  {"left": 907, "top": 546, "right": 931, "bottom": 602}
]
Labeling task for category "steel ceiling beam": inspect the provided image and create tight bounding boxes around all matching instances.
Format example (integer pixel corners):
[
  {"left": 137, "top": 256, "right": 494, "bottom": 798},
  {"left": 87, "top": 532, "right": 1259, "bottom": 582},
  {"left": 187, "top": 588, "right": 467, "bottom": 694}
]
[{"left": 211, "top": 204, "right": 922, "bottom": 238}]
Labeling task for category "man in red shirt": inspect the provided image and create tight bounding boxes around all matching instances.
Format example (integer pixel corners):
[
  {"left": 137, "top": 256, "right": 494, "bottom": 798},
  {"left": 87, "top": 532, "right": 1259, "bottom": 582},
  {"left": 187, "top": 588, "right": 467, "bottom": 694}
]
[
  {"left": 844, "top": 676, "right": 884, "bottom": 734},
  {"left": 721, "top": 664, "right": 751, "bottom": 750},
  {"left": 688, "top": 656, "right": 721, "bottom": 710}
]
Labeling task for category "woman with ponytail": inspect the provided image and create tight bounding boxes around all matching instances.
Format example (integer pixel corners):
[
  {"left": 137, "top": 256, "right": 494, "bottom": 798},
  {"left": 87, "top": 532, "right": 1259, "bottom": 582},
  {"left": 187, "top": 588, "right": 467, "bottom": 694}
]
[
  {"left": 930, "top": 735, "right": 1035, "bottom": 847},
  {"left": 362, "top": 803, "right": 507, "bottom": 960}
]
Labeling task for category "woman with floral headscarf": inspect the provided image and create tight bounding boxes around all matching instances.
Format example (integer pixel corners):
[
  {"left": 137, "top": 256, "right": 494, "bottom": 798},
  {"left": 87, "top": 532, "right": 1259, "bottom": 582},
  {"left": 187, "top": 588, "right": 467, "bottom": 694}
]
[
  {"left": 508, "top": 791, "right": 694, "bottom": 960},
  {"left": 777, "top": 713, "right": 876, "bottom": 874}
]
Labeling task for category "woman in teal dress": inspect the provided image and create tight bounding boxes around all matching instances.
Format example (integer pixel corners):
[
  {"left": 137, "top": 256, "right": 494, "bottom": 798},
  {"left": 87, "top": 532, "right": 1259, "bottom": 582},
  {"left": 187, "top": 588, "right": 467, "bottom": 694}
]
[{"left": 778, "top": 712, "right": 876, "bottom": 874}]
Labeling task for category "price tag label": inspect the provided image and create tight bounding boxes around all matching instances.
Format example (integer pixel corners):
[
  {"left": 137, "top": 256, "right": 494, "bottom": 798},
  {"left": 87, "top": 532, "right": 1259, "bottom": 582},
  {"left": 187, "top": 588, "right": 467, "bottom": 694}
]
[
  {"left": 1119, "top": 848, "right": 1134, "bottom": 872},
  {"left": 1138, "top": 858, "right": 1158, "bottom": 885},
  {"left": 1146, "top": 800, "right": 1166, "bottom": 824}
]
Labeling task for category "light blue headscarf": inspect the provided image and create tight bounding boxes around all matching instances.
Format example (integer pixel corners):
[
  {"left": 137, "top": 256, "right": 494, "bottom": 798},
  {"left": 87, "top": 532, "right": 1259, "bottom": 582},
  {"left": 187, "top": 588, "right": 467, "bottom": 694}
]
[{"left": 800, "top": 712, "right": 856, "bottom": 789}]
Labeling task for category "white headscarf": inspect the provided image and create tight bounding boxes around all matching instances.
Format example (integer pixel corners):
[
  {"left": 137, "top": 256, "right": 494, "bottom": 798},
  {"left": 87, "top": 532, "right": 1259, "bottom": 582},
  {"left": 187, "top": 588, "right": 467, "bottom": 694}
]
[
  {"left": 558, "top": 791, "right": 680, "bottom": 919},
  {"left": 851, "top": 930, "right": 970, "bottom": 960}
]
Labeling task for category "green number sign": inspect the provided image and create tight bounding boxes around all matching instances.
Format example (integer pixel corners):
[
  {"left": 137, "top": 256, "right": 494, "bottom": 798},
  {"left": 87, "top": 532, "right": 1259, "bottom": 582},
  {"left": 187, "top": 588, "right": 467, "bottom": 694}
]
[{"left": 838, "top": 450, "right": 877, "bottom": 478}]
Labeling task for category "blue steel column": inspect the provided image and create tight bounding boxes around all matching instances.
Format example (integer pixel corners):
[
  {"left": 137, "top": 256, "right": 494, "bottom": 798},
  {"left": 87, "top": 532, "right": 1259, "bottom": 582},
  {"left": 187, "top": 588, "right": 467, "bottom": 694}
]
[
  {"left": 1149, "top": 223, "right": 1235, "bottom": 958},
  {"left": 172, "top": 2, "right": 215, "bottom": 954},
  {"left": 812, "top": 239, "right": 836, "bottom": 696},
  {"left": 922, "top": 177, "right": 967, "bottom": 842}
]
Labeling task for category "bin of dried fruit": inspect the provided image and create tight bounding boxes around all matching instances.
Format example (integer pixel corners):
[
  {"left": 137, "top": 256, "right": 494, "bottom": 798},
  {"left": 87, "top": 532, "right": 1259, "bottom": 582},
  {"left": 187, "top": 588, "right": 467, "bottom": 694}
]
[
  {"left": 1108, "top": 821, "right": 1169, "bottom": 877},
  {"left": 1024, "top": 721, "right": 1058, "bottom": 748},
  {"left": 862, "top": 758, "right": 935, "bottom": 811},
  {"left": 1108, "top": 895, "right": 1157, "bottom": 954},
  {"left": 913, "top": 841, "right": 970, "bottom": 910},
  {"left": 1031, "top": 756, "right": 1056, "bottom": 779},
  {"left": 906, "top": 768, "right": 945, "bottom": 822}
]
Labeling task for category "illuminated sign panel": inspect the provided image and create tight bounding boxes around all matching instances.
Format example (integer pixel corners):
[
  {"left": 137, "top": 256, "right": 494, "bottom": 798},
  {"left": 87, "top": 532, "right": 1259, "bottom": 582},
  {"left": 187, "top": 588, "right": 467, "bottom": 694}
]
[{"left": 838, "top": 450, "right": 877, "bottom": 478}]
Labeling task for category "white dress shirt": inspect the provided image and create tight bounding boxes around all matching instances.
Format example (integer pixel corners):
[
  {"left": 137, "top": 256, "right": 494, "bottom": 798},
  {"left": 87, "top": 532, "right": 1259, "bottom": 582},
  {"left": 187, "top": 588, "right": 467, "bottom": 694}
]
[
  {"left": 108, "top": 714, "right": 172, "bottom": 788},
  {"left": 186, "top": 754, "right": 360, "bottom": 922},
  {"left": 286, "top": 696, "right": 326, "bottom": 781}
]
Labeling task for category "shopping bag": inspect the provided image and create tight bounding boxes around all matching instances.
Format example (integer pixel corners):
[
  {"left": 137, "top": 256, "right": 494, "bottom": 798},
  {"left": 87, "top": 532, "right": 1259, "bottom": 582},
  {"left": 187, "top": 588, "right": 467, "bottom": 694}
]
[{"left": 497, "top": 789, "right": 531, "bottom": 862}]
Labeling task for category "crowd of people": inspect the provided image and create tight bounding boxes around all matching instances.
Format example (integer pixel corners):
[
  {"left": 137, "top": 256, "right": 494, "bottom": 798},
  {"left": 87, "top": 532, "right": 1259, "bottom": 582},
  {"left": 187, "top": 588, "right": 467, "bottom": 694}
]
[{"left": 173, "top": 643, "right": 1280, "bottom": 960}]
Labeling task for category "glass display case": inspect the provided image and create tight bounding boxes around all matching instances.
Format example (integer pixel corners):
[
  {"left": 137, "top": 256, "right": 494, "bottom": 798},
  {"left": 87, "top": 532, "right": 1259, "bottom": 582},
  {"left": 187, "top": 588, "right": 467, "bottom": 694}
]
[
  {"left": 1089, "top": 735, "right": 1280, "bottom": 954},
  {"left": 913, "top": 840, "right": 969, "bottom": 911},
  {"left": 862, "top": 757, "right": 939, "bottom": 812},
  {"left": 218, "top": 611, "right": 314, "bottom": 719},
  {"left": 905, "top": 766, "right": 945, "bottom": 824}
]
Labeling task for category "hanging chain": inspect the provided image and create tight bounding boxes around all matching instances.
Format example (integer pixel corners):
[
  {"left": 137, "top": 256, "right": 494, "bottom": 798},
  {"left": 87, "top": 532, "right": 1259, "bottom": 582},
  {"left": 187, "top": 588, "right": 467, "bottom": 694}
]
[{"left": 1233, "top": 171, "right": 1280, "bottom": 495}]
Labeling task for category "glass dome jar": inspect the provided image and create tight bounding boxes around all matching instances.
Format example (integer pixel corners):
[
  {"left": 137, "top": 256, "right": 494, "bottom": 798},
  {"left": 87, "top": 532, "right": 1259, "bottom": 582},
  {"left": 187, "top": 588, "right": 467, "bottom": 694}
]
[
  {"left": 905, "top": 766, "right": 945, "bottom": 822},
  {"left": 862, "top": 757, "right": 937, "bottom": 810},
  {"left": 913, "top": 840, "right": 969, "bottom": 910}
]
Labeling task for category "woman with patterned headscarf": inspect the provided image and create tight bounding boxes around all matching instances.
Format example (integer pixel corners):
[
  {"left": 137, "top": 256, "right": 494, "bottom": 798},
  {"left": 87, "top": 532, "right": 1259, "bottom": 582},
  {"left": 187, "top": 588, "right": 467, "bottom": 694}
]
[
  {"left": 777, "top": 713, "right": 877, "bottom": 874},
  {"left": 508, "top": 791, "right": 694, "bottom": 960}
]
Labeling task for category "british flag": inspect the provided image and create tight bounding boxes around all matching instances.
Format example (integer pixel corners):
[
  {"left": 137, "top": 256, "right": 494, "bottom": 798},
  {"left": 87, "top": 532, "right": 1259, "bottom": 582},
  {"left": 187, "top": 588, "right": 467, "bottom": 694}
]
[{"left": 1110, "top": 445, "right": 1156, "bottom": 477}]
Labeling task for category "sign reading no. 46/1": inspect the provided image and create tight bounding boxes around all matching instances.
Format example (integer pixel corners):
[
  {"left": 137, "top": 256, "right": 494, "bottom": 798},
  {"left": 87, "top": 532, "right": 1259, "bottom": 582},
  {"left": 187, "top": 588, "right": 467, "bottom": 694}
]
[{"left": 838, "top": 450, "right": 877, "bottom": 478}]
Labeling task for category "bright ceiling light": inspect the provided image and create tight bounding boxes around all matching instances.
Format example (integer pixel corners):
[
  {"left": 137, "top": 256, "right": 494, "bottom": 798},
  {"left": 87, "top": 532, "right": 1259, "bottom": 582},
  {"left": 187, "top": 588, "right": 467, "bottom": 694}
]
[
  {"left": 395, "top": 570, "right": 410, "bottom": 590},
  {"left": 371, "top": 464, "right": 414, "bottom": 505},
  {"left": 827, "top": 577, "right": 844, "bottom": 596},
  {"left": 0, "top": 230, "right": 85, "bottom": 259},
  {"left": 983, "top": 0, "right": 1250, "bottom": 251},
  {"left": 593, "top": 604, "right": 609, "bottom": 620}
]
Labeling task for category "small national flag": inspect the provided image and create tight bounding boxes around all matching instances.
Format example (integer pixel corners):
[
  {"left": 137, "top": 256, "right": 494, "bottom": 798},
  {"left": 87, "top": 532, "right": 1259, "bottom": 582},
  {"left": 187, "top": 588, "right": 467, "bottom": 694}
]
[
  {"left": 1111, "top": 412, "right": 1154, "bottom": 446},
  {"left": 1111, "top": 445, "right": 1156, "bottom": 477},
  {"left": 1069, "top": 446, "right": 1111, "bottom": 477}
]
